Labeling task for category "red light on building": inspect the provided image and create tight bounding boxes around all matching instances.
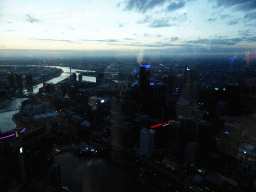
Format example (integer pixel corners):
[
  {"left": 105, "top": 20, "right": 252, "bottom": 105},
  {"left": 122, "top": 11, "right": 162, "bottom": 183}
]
[
  {"left": 112, "top": 80, "right": 115, "bottom": 82},
  {"left": 151, "top": 120, "right": 172, "bottom": 128}
]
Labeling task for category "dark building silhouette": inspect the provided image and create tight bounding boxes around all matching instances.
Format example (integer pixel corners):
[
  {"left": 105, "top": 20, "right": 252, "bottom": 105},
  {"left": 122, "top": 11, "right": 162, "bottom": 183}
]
[
  {"left": 8, "top": 74, "right": 16, "bottom": 89},
  {"left": 71, "top": 73, "right": 76, "bottom": 81},
  {"left": 140, "top": 128, "right": 155, "bottom": 157},
  {"left": 79, "top": 74, "right": 83, "bottom": 81},
  {"left": 16, "top": 74, "right": 23, "bottom": 89},
  {"left": 182, "top": 66, "right": 196, "bottom": 104},
  {"left": 0, "top": 124, "right": 62, "bottom": 191},
  {"left": 239, "top": 82, "right": 256, "bottom": 112},
  {"left": 111, "top": 97, "right": 125, "bottom": 152},
  {"left": 26, "top": 75, "right": 33, "bottom": 93},
  {"left": 162, "top": 75, "right": 177, "bottom": 93},
  {"left": 140, "top": 65, "right": 150, "bottom": 88},
  {"left": 184, "top": 141, "right": 200, "bottom": 165}
]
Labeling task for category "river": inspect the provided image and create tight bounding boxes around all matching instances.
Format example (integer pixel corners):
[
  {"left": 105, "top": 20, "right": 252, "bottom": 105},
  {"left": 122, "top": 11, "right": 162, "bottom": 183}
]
[
  {"left": 0, "top": 66, "right": 95, "bottom": 133},
  {"left": 0, "top": 65, "right": 157, "bottom": 192}
]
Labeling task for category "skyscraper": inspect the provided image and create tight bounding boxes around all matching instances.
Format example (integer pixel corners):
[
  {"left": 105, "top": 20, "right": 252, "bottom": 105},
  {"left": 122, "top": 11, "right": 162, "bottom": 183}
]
[
  {"left": 140, "top": 128, "right": 155, "bottom": 156},
  {"left": 79, "top": 74, "right": 83, "bottom": 81},
  {"left": 111, "top": 97, "right": 125, "bottom": 152},
  {"left": 26, "top": 75, "right": 33, "bottom": 93},
  {"left": 139, "top": 65, "right": 151, "bottom": 112},
  {"left": 8, "top": 74, "right": 16, "bottom": 89},
  {"left": 182, "top": 66, "right": 196, "bottom": 103},
  {"left": 140, "top": 65, "right": 150, "bottom": 88},
  {"left": 16, "top": 74, "right": 23, "bottom": 89}
]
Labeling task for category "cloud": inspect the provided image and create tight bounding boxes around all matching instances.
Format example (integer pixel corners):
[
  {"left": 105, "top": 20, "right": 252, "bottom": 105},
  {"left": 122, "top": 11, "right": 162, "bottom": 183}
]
[
  {"left": 165, "top": 1, "right": 185, "bottom": 11},
  {"left": 123, "top": 0, "right": 166, "bottom": 13},
  {"left": 220, "top": 14, "right": 229, "bottom": 19},
  {"left": 213, "top": 0, "right": 256, "bottom": 11},
  {"left": 124, "top": 38, "right": 133, "bottom": 40},
  {"left": 227, "top": 20, "right": 238, "bottom": 25},
  {"left": 244, "top": 12, "right": 256, "bottom": 20},
  {"left": 171, "top": 37, "right": 179, "bottom": 42},
  {"left": 117, "top": 2, "right": 121, "bottom": 7},
  {"left": 186, "top": 38, "right": 242, "bottom": 46},
  {"left": 149, "top": 17, "right": 173, "bottom": 28},
  {"left": 33, "top": 39, "right": 74, "bottom": 43},
  {"left": 118, "top": 24, "right": 124, "bottom": 27},
  {"left": 81, "top": 39, "right": 119, "bottom": 43},
  {"left": 156, "top": 34, "right": 162, "bottom": 37},
  {"left": 208, "top": 18, "right": 216, "bottom": 22},
  {"left": 238, "top": 29, "right": 250, "bottom": 37},
  {"left": 144, "top": 33, "right": 150, "bottom": 37},
  {"left": 131, "top": 42, "right": 177, "bottom": 47},
  {"left": 136, "top": 15, "right": 151, "bottom": 24},
  {"left": 244, "top": 36, "right": 256, "bottom": 42},
  {"left": 25, "top": 13, "right": 39, "bottom": 23},
  {"left": 100, "top": 41, "right": 178, "bottom": 48}
]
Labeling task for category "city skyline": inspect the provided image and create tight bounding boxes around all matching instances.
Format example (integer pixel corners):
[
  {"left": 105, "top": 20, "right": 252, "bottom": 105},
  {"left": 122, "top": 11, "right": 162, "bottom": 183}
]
[{"left": 1, "top": 0, "right": 256, "bottom": 58}]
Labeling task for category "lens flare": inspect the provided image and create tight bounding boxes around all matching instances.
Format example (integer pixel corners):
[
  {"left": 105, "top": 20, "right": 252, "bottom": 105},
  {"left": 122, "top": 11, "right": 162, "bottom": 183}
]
[{"left": 137, "top": 50, "right": 144, "bottom": 65}]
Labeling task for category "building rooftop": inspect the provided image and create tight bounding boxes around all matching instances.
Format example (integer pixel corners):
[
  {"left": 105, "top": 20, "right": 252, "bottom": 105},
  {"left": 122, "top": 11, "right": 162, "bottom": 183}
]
[{"left": 239, "top": 143, "right": 256, "bottom": 156}]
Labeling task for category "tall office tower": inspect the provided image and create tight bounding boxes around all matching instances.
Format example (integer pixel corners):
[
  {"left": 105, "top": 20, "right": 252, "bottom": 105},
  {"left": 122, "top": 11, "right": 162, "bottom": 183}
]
[
  {"left": 139, "top": 65, "right": 151, "bottom": 112},
  {"left": 23, "top": 162, "right": 62, "bottom": 192},
  {"left": 140, "top": 128, "right": 155, "bottom": 156},
  {"left": 237, "top": 143, "right": 256, "bottom": 174},
  {"left": 79, "top": 74, "right": 83, "bottom": 81},
  {"left": 216, "top": 101, "right": 227, "bottom": 117},
  {"left": 16, "top": 74, "right": 23, "bottom": 88},
  {"left": 70, "top": 73, "right": 76, "bottom": 81},
  {"left": 140, "top": 65, "right": 151, "bottom": 88},
  {"left": 182, "top": 66, "right": 196, "bottom": 104},
  {"left": 176, "top": 98, "right": 192, "bottom": 119},
  {"left": 26, "top": 75, "right": 33, "bottom": 93},
  {"left": 111, "top": 97, "right": 125, "bottom": 152},
  {"left": 8, "top": 74, "right": 16, "bottom": 89},
  {"left": 184, "top": 141, "right": 200, "bottom": 165},
  {"left": 96, "top": 74, "right": 104, "bottom": 86},
  {"left": 162, "top": 75, "right": 176, "bottom": 93},
  {"left": 240, "top": 83, "right": 256, "bottom": 112},
  {"left": 218, "top": 122, "right": 242, "bottom": 158}
]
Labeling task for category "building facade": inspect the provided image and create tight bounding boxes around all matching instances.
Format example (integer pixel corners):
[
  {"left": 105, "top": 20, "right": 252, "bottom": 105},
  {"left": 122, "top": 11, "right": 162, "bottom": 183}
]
[{"left": 140, "top": 128, "right": 155, "bottom": 156}]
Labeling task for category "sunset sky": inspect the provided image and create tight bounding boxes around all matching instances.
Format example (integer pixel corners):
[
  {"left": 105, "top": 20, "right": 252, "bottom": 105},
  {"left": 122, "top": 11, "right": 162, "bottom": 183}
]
[{"left": 1, "top": 0, "right": 256, "bottom": 58}]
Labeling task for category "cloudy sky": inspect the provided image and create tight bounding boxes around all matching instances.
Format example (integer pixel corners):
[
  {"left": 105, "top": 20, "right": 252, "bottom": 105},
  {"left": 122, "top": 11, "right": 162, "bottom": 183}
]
[{"left": 1, "top": 0, "right": 256, "bottom": 58}]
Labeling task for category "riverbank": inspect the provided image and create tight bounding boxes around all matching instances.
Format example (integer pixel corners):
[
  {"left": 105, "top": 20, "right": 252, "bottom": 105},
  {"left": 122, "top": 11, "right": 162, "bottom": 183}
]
[
  {"left": 0, "top": 97, "right": 15, "bottom": 111},
  {"left": 32, "top": 68, "right": 64, "bottom": 86}
]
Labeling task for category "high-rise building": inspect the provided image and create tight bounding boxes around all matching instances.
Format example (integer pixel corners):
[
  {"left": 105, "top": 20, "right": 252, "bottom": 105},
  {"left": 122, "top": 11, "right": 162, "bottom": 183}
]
[
  {"left": 26, "top": 75, "right": 33, "bottom": 93},
  {"left": 237, "top": 143, "right": 256, "bottom": 174},
  {"left": 71, "top": 73, "right": 76, "bottom": 81},
  {"left": 111, "top": 97, "right": 125, "bottom": 152},
  {"left": 8, "top": 74, "right": 16, "bottom": 89},
  {"left": 16, "top": 74, "right": 23, "bottom": 89},
  {"left": 139, "top": 65, "right": 151, "bottom": 112},
  {"left": 182, "top": 66, "right": 196, "bottom": 103},
  {"left": 217, "top": 122, "right": 242, "bottom": 157},
  {"left": 162, "top": 75, "right": 177, "bottom": 93},
  {"left": 140, "top": 128, "right": 155, "bottom": 156},
  {"left": 79, "top": 74, "right": 83, "bottom": 81},
  {"left": 184, "top": 141, "right": 200, "bottom": 165},
  {"left": 140, "top": 65, "right": 150, "bottom": 88},
  {"left": 176, "top": 98, "right": 192, "bottom": 119}
]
